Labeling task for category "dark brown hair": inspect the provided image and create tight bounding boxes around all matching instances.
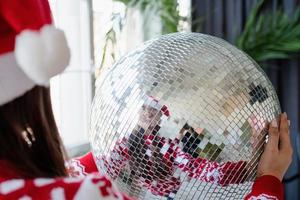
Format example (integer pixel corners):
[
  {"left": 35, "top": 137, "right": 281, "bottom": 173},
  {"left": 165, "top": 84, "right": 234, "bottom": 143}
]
[{"left": 0, "top": 86, "right": 67, "bottom": 178}]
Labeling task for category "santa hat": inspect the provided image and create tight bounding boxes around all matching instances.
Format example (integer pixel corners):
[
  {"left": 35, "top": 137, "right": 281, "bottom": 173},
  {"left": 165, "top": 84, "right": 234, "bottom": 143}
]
[{"left": 0, "top": 0, "right": 70, "bottom": 105}]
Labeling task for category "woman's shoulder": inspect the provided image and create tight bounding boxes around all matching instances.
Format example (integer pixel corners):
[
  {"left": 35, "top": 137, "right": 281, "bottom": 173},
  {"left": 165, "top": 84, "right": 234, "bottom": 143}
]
[
  {"left": 0, "top": 157, "right": 132, "bottom": 200},
  {"left": 0, "top": 173, "right": 132, "bottom": 200},
  {"left": 0, "top": 160, "right": 25, "bottom": 182}
]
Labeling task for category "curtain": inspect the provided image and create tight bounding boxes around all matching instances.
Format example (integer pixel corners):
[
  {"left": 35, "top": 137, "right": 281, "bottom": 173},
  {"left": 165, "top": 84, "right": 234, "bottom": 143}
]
[{"left": 192, "top": 0, "right": 300, "bottom": 199}]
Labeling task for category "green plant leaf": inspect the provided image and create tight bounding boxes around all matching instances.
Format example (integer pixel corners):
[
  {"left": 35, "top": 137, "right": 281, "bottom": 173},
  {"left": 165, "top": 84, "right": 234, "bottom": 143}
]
[{"left": 237, "top": 0, "right": 300, "bottom": 64}]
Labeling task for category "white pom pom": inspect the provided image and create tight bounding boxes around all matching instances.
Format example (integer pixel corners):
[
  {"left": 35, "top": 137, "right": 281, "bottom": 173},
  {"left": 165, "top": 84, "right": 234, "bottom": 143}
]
[{"left": 15, "top": 25, "right": 70, "bottom": 85}]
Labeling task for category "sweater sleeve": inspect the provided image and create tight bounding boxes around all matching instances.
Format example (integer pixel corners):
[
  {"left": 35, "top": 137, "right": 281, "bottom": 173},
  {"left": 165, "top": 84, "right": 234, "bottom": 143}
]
[
  {"left": 77, "top": 152, "right": 99, "bottom": 174},
  {"left": 66, "top": 152, "right": 99, "bottom": 177},
  {"left": 67, "top": 139, "right": 129, "bottom": 180},
  {"left": 244, "top": 175, "right": 283, "bottom": 200}
]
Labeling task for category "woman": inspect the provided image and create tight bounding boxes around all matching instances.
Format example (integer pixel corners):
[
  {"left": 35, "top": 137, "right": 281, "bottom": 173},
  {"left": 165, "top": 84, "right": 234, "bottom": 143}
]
[
  {"left": 0, "top": 0, "right": 129, "bottom": 199},
  {"left": 0, "top": 0, "right": 293, "bottom": 199}
]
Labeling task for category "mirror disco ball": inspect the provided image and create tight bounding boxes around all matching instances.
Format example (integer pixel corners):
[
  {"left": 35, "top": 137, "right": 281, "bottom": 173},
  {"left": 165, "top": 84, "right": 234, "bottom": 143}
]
[{"left": 90, "top": 33, "right": 280, "bottom": 199}]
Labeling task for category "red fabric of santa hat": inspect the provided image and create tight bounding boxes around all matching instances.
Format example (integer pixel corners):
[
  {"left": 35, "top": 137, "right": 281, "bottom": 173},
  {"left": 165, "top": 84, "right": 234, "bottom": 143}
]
[{"left": 0, "top": 0, "right": 70, "bottom": 105}]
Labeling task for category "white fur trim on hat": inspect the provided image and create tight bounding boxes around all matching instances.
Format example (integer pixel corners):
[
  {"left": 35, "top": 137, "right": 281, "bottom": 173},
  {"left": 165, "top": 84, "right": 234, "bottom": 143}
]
[
  {"left": 0, "top": 53, "right": 35, "bottom": 105},
  {"left": 15, "top": 25, "right": 70, "bottom": 86}
]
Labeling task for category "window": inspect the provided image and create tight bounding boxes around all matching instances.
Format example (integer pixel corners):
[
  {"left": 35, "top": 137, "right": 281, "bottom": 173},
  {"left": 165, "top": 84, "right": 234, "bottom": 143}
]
[
  {"left": 92, "top": 0, "right": 191, "bottom": 76},
  {"left": 49, "top": 0, "right": 93, "bottom": 153},
  {"left": 48, "top": 0, "right": 190, "bottom": 156}
]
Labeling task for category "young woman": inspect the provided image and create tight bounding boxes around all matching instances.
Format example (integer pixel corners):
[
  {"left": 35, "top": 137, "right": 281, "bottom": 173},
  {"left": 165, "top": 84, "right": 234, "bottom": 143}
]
[
  {"left": 0, "top": 0, "right": 293, "bottom": 199},
  {"left": 0, "top": 0, "right": 129, "bottom": 199}
]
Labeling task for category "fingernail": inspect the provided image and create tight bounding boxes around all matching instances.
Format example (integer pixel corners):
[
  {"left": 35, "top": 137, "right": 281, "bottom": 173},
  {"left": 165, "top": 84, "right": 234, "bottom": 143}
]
[
  {"left": 283, "top": 112, "right": 287, "bottom": 118},
  {"left": 288, "top": 120, "right": 291, "bottom": 126},
  {"left": 271, "top": 119, "right": 278, "bottom": 127}
]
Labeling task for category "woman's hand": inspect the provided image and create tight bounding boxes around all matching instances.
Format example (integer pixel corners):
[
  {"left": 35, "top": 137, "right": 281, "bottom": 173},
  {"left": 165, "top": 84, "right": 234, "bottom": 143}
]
[{"left": 256, "top": 113, "right": 293, "bottom": 181}]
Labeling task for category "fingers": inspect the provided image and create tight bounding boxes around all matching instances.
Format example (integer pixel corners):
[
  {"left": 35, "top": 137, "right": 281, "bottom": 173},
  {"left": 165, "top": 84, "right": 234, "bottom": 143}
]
[
  {"left": 279, "top": 113, "right": 292, "bottom": 153},
  {"left": 279, "top": 113, "right": 289, "bottom": 135},
  {"left": 266, "top": 119, "right": 279, "bottom": 150}
]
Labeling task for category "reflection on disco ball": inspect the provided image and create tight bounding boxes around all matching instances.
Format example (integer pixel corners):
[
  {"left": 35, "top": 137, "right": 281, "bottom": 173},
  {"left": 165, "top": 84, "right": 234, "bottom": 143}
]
[{"left": 90, "top": 33, "right": 280, "bottom": 199}]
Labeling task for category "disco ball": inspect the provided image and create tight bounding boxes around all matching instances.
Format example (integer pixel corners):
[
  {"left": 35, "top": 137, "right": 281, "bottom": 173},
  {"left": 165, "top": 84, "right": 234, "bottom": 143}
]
[{"left": 90, "top": 33, "right": 280, "bottom": 200}]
